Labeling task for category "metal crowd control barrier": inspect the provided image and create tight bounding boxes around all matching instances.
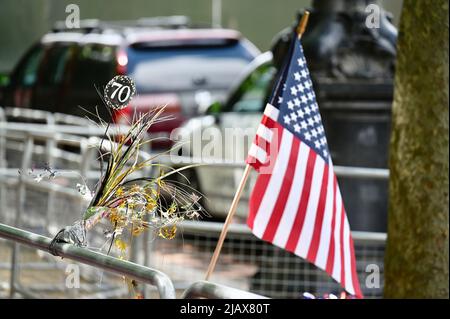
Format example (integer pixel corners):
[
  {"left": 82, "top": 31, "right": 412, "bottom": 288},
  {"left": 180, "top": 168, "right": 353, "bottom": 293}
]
[
  {"left": 152, "top": 154, "right": 390, "bottom": 180},
  {"left": 150, "top": 220, "right": 386, "bottom": 298},
  {"left": 178, "top": 220, "right": 388, "bottom": 242},
  {"left": 0, "top": 107, "right": 156, "bottom": 298},
  {"left": 0, "top": 222, "right": 176, "bottom": 299},
  {"left": 0, "top": 106, "right": 389, "bottom": 298},
  {"left": 182, "top": 281, "right": 269, "bottom": 299}
]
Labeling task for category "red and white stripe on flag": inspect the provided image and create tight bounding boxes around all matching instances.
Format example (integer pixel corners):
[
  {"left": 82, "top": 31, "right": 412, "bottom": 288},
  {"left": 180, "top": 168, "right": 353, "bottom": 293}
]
[{"left": 246, "top": 103, "right": 363, "bottom": 298}]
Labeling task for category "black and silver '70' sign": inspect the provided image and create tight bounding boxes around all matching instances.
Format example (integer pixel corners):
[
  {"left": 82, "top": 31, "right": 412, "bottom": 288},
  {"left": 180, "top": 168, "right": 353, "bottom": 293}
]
[{"left": 104, "top": 75, "right": 136, "bottom": 110}]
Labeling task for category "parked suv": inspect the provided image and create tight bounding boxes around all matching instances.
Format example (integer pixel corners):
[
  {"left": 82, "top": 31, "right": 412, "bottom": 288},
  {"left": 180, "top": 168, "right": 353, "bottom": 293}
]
[{"left": 0, "top": 16, "right": 260, "bottom": 147}]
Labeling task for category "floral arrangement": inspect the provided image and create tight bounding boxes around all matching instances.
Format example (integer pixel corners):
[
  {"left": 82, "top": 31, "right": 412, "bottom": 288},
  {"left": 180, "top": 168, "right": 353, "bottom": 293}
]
[
  {"left": 51, "top": 107, "right": 205, "bottom": 254},
  {"left": 46, "top": 77, "right": 206, "bottom": 297}
]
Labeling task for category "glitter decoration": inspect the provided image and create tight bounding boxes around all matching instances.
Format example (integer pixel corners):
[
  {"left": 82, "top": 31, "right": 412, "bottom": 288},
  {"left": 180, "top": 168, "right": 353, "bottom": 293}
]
[{"left": 103, "top": 75, "right": 136, "bottom": 110}]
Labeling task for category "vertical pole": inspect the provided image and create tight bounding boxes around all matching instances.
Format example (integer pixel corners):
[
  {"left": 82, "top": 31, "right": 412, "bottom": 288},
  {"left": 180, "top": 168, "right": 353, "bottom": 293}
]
[
  {"left": 205, "top": 164, "right": 251, "bottom": 280},
  {"left": 212, "top": 0, "right": 222, "bottom": 28},
  {"left": 296, "top": 11, "right": 309, "bottom": 39},
  {"left": 45, "top": 114, "right": 56, "bottom": 234},
  {"left": 10, "top": 134, "right": 33, "bottom": 298}
]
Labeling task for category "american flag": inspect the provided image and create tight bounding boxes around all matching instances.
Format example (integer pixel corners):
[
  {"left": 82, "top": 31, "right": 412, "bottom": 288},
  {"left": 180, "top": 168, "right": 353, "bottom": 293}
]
[{"left": 246, "top": 35, "right": 363, "bottom": 298}]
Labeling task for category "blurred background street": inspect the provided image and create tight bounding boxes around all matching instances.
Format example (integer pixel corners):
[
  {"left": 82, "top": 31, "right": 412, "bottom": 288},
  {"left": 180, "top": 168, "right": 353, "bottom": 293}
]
[
  {"left": 0, "top": 0, "right": 407, "bottom": 299},
  {"left": 0, "top": 0, "right": 402, "bottom": 73}
]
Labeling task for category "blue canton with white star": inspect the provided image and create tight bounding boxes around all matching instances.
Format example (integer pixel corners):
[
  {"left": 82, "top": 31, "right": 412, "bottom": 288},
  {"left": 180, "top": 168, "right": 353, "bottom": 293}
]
[{"left": 272, "top": 38, "right": 329, "bottom": 161}]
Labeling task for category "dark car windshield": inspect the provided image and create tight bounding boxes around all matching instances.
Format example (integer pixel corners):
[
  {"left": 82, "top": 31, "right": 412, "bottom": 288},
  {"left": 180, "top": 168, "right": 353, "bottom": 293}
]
[{"left": 126, "top": 41, "right": 256, "bottom": 93}]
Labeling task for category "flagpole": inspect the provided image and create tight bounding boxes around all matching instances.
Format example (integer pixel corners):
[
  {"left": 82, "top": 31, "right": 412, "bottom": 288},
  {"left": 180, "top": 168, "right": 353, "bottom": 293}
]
[
  {"left": 204, "top": 164, "right": 252, "bottom": 280},
  {"left": 204, "top": 10, "right": 311, "bottom": 281},
  {"left": 296, "top": 10, "right": 309, "bottom": 40}
]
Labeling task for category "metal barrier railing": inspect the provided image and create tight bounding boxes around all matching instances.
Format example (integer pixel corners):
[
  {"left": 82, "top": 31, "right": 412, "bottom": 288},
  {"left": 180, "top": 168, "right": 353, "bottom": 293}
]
[
  {"left": 177, "top": 220, "right": 387, "bottom": 242},
  {"left": 0, "top": 107, "right": 156, "bottom": 298},
  {"left": 4, "top": 106, "right": 93, "bottom": 127},
  {"left": 149, "top": 220, "right": 386, "bottom": 298},
  {"left": 0, "top": 222, "right": 176, "bottom": 299},
  {"left": 181, "top": 281, "right": 269, "bottom": 299},
  {"left": 154, "top": 154, "right": 389, "bottom": 180},
  {"left": 1, "top": 122, "right": 389, "bottom": 181}
]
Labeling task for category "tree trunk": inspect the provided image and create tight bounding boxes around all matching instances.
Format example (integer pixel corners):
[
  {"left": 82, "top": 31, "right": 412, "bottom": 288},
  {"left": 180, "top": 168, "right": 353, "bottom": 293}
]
[{"left": 384, "top": 0, "right": 449, "bottom": 298}]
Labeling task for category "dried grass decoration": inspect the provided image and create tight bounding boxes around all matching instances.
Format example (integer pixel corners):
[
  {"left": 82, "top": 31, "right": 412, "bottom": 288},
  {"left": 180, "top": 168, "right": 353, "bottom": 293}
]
[{"left": 49, "top": 76, "right": 207, "bottom": 267}]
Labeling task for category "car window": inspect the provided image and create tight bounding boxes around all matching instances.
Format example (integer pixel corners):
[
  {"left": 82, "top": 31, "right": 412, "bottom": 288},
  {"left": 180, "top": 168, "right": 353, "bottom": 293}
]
[
  {"left": 38, "top": 43, "right": 75, "bottom": 87},
  {"left": 126, "top": 41, "right": 255, "bottom": 93},
  {"left": 69, "top": 44, "right": 116, "bottom": 89},
  {"left": 228, "top": 63, "right": 276, "bottom": 113},
  {"left": 14, "top": 44, "right": 45, "bottom": 87}
]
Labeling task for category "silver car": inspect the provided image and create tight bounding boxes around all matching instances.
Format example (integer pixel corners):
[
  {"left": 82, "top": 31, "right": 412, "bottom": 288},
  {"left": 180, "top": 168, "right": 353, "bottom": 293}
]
[{"left": 173, "top": 52, "right": 275, "bottom": 220}]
